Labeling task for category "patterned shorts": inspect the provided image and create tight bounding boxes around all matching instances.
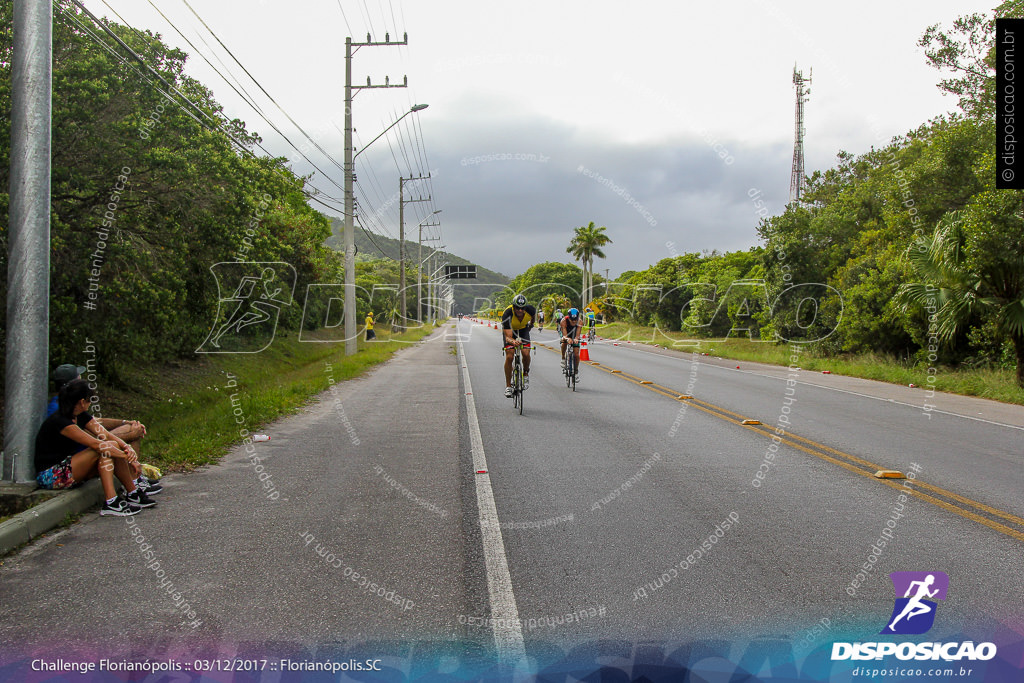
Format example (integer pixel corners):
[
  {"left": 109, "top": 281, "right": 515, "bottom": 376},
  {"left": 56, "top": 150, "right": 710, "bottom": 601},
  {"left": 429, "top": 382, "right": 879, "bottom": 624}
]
[{"left": 36, "top": 458, "right": 76, "bottom": 490}]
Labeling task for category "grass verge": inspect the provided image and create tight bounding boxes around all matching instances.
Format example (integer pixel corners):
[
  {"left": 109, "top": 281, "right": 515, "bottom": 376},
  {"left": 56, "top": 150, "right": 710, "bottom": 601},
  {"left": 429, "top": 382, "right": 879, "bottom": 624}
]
[
  {"left": 98, "top": 326, "right": 436, "bottom": 471},
  {"left": 595, "top": 322, "right": 1024, "bottom": 406}
]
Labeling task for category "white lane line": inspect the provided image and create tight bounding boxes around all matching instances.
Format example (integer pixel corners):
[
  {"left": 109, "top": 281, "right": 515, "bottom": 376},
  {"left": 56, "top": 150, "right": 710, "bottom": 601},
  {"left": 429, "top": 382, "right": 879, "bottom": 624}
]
[
  {"left": 599, "top": 340, "right": 1024, "bottom": 432},
  {"left": 457, "top": 337, "right": 526, "bottom": 665}
]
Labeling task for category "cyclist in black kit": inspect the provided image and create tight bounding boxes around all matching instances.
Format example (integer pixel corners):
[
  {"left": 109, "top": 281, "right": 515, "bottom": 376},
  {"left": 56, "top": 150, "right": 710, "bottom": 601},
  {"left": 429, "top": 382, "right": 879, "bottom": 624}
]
[
  {"left": 560, "top": 307, "right": 583, "bottom": 383},
  {"left": 501, "top": 294, "right": 536, "bottom": 398}
]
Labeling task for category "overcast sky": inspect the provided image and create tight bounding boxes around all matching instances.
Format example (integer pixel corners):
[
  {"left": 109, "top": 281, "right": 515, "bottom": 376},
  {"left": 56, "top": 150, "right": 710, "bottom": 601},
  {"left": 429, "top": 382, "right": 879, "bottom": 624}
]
[{"left": 81, "top": 0, "right": 995, "bottom": 278}]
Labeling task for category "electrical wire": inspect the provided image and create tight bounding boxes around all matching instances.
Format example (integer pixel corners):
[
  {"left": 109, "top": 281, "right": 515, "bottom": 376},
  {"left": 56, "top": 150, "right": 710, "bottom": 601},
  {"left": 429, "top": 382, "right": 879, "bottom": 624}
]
[{"left": 78, "top": 0, "right": 427, "bottom": 261}]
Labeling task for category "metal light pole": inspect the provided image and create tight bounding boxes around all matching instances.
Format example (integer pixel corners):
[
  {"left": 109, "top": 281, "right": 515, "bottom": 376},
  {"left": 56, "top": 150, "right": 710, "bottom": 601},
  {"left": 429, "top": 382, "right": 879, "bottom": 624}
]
[
  {"left": 349, "top": 103, "right": 426, "bottom": 340},
  {"left": 4, "top": 0, "right": 52, "bottom": 482}
]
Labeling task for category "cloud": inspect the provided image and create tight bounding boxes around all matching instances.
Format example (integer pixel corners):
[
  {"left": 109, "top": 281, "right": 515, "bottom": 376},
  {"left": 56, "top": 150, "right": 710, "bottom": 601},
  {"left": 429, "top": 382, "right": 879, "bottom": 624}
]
[{"left": 413, "top": 95, "right": 792, "bottom": 276}]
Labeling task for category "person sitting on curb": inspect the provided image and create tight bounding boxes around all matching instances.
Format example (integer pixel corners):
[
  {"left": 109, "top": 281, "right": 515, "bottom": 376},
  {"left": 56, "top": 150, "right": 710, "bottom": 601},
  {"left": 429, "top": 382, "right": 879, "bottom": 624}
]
[
  {"left": 35, "top": 379, "right": 157, "bottom": 516},
  {"left": 48, "top": 363, "right": 161, "bottom": 495}
]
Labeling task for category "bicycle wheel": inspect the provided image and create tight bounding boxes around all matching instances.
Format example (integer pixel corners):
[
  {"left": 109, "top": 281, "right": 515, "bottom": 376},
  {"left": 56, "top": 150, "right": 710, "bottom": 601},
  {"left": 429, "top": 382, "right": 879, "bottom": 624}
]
[
  {"left": 565, "top": 352, "right": 574, "bottom": 389},
  {"left": 517, "top": 366, "right": 524, "bottom": 415},
  {"left": 512, "top": 363, "right": 521, "bottom": 410},
  {"left": 514, "top": 353, "right": 524, "bottom": 415},
  {"left": 571, "top": 353, "right": 576, "bottom": 392}
]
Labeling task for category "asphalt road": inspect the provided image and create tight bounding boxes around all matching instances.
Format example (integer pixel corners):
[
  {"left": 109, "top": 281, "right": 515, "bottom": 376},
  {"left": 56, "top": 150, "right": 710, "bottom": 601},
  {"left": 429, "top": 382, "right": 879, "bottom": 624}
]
[
  {"left": 1, "top": 319, "right": 1022, "bottom": 679},
  {"left": 456, "top": 322, "right": 1024, "bottom": 652}
]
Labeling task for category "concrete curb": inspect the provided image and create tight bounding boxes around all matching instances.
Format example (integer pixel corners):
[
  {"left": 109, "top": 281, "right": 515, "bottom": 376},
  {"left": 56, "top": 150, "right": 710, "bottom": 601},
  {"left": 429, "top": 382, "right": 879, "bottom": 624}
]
[{"left": 0, "top": 480, "right": 104, "bottom": 556}]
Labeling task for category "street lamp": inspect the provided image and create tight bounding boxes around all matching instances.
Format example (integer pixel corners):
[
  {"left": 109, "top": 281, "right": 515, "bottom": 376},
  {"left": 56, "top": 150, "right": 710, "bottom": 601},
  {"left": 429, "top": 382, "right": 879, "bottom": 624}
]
[
  {"left": 345, "top": 103, "right": 428, "bottom": 355},
  {"left": 353, "top": 104, "right": 428, "bottom": 159},
  {"left": 416, "top": 210, "right": 442, "bottom": 322}
]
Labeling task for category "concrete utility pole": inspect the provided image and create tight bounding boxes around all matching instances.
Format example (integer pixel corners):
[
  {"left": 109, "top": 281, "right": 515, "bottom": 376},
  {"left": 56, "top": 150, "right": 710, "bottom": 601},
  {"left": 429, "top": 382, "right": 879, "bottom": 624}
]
[
  {"left": 416, "top": 210, "right": 442, "bottom": 323},
  {"left": 398, "top": 174, "right": 431, "bottom": 329},
  {"left": 4, "top": 1, "right": 52, "bottom": 482},
  {"left": 344, "top": 32, "right": 407, "bottom": 355}
]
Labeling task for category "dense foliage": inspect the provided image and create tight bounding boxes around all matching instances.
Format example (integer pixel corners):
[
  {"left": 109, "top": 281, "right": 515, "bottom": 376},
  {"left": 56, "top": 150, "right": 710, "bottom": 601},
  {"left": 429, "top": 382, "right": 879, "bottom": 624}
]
[
  {"left": 0, "top": 2, "right": 341, "bottom": 380},
  {"left": 596, "top": 4, "right": 1024, "bottom": 384}
]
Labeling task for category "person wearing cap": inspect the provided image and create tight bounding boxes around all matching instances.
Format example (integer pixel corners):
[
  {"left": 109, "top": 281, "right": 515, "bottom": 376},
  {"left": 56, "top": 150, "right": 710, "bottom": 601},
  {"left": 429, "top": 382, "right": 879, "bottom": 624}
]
[
  {"left": 48, "top": 363, "right": 160, "bottom": 495},
  {"left": 48, "top": 364, "right": 85, "bottom": 417},
  {"left": 365, "top": 311, "right": 376, "bottom": 340}
]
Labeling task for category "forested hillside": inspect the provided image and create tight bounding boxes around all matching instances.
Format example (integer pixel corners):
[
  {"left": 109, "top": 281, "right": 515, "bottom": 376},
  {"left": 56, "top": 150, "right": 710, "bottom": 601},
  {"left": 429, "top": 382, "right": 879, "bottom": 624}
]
[{"left": 326, "top": 218, "right": 510, "bottom": 317}]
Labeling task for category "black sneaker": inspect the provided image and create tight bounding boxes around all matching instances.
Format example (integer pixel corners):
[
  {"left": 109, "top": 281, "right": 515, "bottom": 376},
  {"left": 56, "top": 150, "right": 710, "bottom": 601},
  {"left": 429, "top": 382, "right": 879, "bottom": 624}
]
[
  {"left": 101, "top": 496, "right": 141, "bottom": 517},
  {"left": 126, "top": 488, "right": 158, "bottom": 509},
  {"left": 136, "top": 477, "right": 163, "bottom": 495}
]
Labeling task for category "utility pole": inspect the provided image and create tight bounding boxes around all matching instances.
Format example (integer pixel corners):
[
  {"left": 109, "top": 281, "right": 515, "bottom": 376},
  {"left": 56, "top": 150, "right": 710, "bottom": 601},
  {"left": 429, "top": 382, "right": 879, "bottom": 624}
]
[
  {"left": 416, "top": 210, "right": 442, "bottom": 323},
  {"left": 398, "top": 174, "right": 430, "bottom": 329},
  {"left": 789, "top": 64, "right": 811, "bottom": 205},
  {"left": 4, "top": 1, "right": 52, "bottom": 482},
  {"left": 344, "top": 32, "right": 407, "bottom": 355}
]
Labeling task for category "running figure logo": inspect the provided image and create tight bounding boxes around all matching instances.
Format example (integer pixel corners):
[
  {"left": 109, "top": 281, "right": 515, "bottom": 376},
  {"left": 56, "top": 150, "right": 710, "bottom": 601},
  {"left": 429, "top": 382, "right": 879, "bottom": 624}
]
[
  {"left": 881, "top": 571, "right": 949, "bottom": 635},
  {"left": 196, "top": 262, "right": 296, "bottom": 353}
]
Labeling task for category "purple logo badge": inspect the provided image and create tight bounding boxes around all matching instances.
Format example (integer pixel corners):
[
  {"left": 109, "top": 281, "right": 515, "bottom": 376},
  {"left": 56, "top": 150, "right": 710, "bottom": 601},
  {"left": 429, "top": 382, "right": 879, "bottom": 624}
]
[{"left": 881, "top": 571, "right": 949, "bottom": 635}]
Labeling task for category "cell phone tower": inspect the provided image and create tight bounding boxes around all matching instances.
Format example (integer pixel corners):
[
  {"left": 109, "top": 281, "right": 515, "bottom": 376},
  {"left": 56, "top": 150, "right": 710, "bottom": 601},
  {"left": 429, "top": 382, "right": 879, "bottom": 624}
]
[{"left": 789, "top": 65, "right": 811, "bottom": 205}]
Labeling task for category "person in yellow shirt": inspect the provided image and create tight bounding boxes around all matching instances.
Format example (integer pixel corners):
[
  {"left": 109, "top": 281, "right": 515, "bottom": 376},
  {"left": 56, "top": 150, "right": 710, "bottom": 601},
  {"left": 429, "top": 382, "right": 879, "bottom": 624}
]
[
  {"left": 365, "top": 311, "right": 376, "bottom": 340},
  {"left": 501, "top": 294, "right": 536, "bottom": 397}
]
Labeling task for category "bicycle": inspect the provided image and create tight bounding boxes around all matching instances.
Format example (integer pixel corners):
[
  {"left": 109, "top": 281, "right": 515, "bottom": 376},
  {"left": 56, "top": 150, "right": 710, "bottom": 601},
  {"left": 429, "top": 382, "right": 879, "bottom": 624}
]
[
  {"left": 509, "top": 344, "right": 525, "bottom": 414},
  {"left": 563, "top": 339, "right": 578, "bottom": 391},
  {"left": 587, "top": 326, "right": 596, "bottom": 343}
]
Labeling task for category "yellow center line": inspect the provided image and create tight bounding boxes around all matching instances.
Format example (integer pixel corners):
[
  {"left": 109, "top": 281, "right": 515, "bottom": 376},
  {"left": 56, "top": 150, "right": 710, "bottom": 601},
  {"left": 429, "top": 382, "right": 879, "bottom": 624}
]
[{"left": 556, "top": 346, "right": 1024, "bottom": 544}]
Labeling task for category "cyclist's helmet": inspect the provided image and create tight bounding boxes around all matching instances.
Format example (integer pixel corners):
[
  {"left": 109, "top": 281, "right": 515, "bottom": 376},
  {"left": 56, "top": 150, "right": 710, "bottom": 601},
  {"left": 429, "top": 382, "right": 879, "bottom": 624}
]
[
  {"left": 512, "top": 294, "right": 527, "bottom": 309},
  {"left": 568, "top": 308, "right": 579, "bottom": 319}
]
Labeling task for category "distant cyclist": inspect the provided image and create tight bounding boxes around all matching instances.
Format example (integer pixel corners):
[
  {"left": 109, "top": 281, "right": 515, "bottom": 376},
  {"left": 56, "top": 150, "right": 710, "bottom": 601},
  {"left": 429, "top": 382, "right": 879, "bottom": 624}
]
[
  {"left": 501, "top": 294, "right": 536, "bottom": 398},
  {"left": 560, "top": 308, "right": 583, "bottom": 382},
  {"left": 536, "top": 308, "right": 545, "bottom": 330},
  {"left": 585, "top": 307, "right": 596, "bottom": 339},
  {"left": 554, "top": 308, "right": 564, "bottom": 337}
]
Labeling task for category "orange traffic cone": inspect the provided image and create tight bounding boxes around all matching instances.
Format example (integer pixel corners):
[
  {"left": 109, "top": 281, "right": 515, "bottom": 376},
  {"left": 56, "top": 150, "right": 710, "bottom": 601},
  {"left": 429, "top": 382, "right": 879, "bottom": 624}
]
[{"left": 579, "top": 338, "right": 590, "bottom": 361}]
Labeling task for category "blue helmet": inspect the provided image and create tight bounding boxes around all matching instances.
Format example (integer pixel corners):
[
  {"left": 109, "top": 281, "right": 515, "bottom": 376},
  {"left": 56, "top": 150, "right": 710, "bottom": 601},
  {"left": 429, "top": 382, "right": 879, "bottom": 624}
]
[{"left": 568, "top": 308, "right": 579, "bottom": 318}]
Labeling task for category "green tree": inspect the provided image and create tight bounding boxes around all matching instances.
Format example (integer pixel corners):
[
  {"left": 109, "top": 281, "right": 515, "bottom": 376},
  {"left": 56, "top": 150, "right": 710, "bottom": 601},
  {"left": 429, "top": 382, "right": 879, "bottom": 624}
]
[
  {"left": 566, "top": 222, "right": 611, "bottom": 307},
  {"left": 0, "top": 1, "right": 341, "bottom": 381},
  {"left": 899, "top": 207, "right": 1024, "bottom": 385},
  {"left": 499, "top": 261, "right": 584, "bottom": 314}
]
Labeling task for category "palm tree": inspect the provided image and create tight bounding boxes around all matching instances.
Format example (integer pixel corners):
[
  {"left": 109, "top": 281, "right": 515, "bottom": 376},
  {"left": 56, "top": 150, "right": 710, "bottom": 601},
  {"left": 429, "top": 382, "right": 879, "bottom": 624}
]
[
  {"left": 898, "top": 211, "right": 1024, "bottom": 386},
  {"left": 566, "top": 222, "right": 612, "bottom": 307}
]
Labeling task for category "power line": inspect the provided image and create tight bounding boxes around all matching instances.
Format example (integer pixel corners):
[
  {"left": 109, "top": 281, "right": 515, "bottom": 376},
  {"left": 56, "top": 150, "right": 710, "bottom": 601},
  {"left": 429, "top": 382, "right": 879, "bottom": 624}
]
[
  {"left": 334, "top": 0, "right": 353, "bottom": 36},
  {"left": 65, "top": 0, "right": 260, "bottom": 154},
  {"left": 179, "top": 0, "right": 350, "bottom": 180}
]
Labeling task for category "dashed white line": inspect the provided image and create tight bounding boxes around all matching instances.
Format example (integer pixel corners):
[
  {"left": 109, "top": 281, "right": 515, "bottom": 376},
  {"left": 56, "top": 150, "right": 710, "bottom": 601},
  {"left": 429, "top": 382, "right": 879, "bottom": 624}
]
[{"left": 457, "top": 337, "right": 526, "bottom": 665}]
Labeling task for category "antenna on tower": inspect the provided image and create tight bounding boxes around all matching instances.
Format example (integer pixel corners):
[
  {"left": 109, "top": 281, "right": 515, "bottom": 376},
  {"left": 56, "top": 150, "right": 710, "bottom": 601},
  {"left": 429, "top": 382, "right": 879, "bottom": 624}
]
[{"left": 790, "top": 64, "right": 811, "bottom": 205}]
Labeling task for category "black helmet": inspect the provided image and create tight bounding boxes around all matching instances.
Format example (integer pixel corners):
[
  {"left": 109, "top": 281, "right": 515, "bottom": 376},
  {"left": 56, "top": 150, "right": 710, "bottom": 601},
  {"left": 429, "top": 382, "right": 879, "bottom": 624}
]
[{"left": 513, "top": 294, "right": 527, "bottom": 308}]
